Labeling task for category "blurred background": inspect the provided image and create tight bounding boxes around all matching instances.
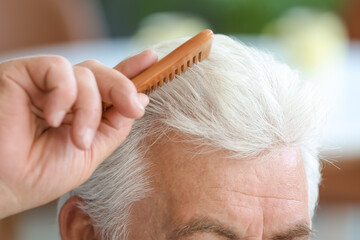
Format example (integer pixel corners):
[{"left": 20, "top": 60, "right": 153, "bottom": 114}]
[{"left": 0, "top": 0, "right": 359, "bottom": 239}]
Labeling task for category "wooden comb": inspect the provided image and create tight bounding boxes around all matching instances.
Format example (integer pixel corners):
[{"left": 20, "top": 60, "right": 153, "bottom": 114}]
[{"left": 103, "top": 29, "right": 214, "bottom": 110}]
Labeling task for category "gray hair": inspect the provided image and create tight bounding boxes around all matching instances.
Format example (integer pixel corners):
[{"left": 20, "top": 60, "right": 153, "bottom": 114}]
[{"left": 58, "top": 34, "right": 324, "bottom": 239}]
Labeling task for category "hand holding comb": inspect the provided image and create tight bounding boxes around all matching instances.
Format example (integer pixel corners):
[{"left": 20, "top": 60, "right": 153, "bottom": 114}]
[{"left": 103, "top": 29, "right": 214, "bottom": 110}]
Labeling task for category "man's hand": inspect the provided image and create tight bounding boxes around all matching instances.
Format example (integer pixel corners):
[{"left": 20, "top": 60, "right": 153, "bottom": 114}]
[{"left": 0, "top": 50, "right": 157, "bottom": 219}]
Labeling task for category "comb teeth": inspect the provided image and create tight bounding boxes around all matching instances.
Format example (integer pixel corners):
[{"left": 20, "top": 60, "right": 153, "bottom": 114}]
[
  {"left": 187, "top": 59, "right": 192, "bottom": 67},
  {"left": 181, "top": 64, "right": 186, "bottom": 72},
  {"left": 130, "top": 29, "right": 213, "bottom": 95},
  {"left": 193, "top": 56, "right": 198, "bottom": 64},
  {"left": 143, "top": 50, "right": 204, "bottom": 94},
  {"left": 125, "top": 49, "right": 202, "bottom": 97}
]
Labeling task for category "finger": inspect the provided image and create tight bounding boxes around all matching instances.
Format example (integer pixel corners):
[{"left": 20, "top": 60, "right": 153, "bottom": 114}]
[
  {"left": 101, "top": 93, "right": 149, "bottom": 129},
  {"left": 3, "top": 56, "right": 77, "bottom": 127},
  {"left": 89, "top": 93, "right": 149, "bottom": 165},
  {"left": 71, "top": 66, "right": 102, "bottom": 149},
  {"left": 76, "top": 60, "right": 147, "bottom": 119},
  {"left": 101, "top": 107, "right": 134, "bottom": 133},
  {"left": 93, "top": 108, "right": 135, "bottom": 163},
  {"left": 114, "top": 49, "right": 158, "bottom": 78}
]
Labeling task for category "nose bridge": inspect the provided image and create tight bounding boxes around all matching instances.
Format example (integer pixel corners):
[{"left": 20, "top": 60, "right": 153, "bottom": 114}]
[{"left": 244, "top": 208, "right": 264, "bottom": 240}]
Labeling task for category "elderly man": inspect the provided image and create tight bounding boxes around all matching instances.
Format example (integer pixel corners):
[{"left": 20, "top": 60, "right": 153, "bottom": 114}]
[{"left": 58, "top": 35, "right": 323, "bottom": 240}]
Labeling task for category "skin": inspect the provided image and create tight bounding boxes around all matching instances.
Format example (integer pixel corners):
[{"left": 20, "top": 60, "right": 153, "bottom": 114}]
[
  {"left": 60, "top": 133, "right": 311, "bottom": 239},
  {"left": 0, "top": 50, "right": 158, "bottom": 219},
  {"left": 127, "top": 136, "right": 311, "bottom": 240}
]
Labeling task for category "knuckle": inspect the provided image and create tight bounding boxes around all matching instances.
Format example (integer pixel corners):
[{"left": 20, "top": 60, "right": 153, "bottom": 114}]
[
  {"left": 85, "top": 59, "right": 100, "bottom": 65},
  {"left": 48, "top": 56, "right": 71, "bottom": 68},
  {"left": 76, "top": 67, "right": 95, "bottom": 80},
  {"left": 82, "top": 59, "right": 100, "bottom": 66}
]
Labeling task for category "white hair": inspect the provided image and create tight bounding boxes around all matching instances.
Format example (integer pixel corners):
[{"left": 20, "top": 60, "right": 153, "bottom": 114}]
[{"left": 58, "top": 34, "right": 324, "bottom": 239}]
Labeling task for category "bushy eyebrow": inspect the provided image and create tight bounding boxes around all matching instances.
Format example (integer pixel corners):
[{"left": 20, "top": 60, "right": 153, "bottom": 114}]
[
  {"left": 169, "top": 217, "right": 240, "bottom": 240},
  {"left": 271, "top": 223, "right": 313, "bottom": 240},
  {"left": 169, "top": 217, "right": 312, "bottom": 240}
]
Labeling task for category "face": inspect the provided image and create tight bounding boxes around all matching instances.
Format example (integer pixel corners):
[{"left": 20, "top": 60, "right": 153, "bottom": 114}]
[{"left": 127, "top": 136, "right": 311, "bottom": 240}]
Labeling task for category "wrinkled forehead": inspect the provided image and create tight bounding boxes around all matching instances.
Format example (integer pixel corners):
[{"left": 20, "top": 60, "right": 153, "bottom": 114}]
[
  {"left": 146, "top": 135, "right": 310, "bottom": 230},
  {"left": 147, "top": 135, "right": 307, "bottom": 197}
]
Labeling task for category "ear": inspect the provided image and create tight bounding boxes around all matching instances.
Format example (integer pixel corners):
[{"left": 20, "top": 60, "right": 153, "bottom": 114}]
[{"left": 59, "top": 196, "right": 97, "bottom": 240}]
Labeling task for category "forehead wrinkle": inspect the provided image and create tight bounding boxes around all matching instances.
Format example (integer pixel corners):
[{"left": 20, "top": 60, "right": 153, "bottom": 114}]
[
  {"left": 146, "top": 134, "right": 309, "bottom": 240},
  {"left": 207, "top": 186, "right": 303, "bottom": 203}
]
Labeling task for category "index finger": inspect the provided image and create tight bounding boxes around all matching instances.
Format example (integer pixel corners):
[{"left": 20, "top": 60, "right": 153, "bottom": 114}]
[
  {"left": 76, "top": 50, "right": 157, "bottom": 119},
  {"left": 114, "top": 49, "right": 158, "bottom": 79}
]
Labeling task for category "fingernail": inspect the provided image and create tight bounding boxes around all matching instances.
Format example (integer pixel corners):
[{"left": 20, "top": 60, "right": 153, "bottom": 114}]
[
  {"left": 138, "top": 93, "right": 150, "bottom": 109},
  {"left": 131, "top": 93, "right": 146, "bottom": 112},
  {"left": 81, "top": 128, "right": 95, "bottom": 149},
  {"left": 52, "top": 110, "right": 66, "bottom": 127}
]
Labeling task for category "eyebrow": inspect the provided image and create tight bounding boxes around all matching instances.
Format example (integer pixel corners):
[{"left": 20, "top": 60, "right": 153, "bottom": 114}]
[
  {"left": 169, "top": 218, "right": 240, "bottom": 240},
  {"left": 169, "top": 217, "right": 312, "bottom": 240},
  {"left": 271, "top": 223, "right": 313, "bottom": 240}
]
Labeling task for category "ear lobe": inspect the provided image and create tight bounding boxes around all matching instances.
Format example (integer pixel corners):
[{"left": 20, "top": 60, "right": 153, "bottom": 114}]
[{"left": 59, "top": 196, "right": 97, "bottom": 240}]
